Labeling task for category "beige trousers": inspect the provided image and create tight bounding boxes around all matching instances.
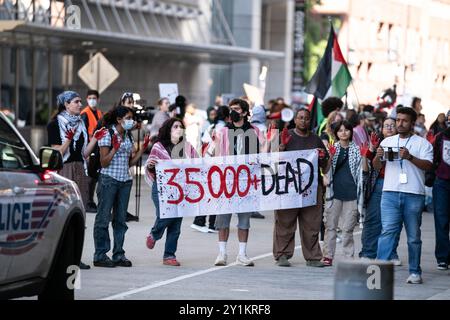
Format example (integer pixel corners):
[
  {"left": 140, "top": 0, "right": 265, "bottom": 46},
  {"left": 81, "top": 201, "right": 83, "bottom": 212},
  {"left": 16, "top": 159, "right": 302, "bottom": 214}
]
[{"left": 323, "top": 199, "right": 358, "bottom": 259}]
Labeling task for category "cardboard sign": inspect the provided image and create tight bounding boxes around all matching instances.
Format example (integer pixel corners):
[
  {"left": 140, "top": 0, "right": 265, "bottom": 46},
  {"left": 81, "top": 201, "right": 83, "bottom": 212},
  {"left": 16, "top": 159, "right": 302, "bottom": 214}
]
[{"left": 159, "top": 83, "right": 179, "bottom": 104}]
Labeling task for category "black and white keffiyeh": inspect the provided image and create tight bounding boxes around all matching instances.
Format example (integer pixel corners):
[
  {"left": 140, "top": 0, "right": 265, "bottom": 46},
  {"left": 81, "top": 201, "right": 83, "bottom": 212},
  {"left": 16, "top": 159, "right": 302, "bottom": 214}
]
[{"left": 57, "top": 110, "right": 88, "bottom": 163}]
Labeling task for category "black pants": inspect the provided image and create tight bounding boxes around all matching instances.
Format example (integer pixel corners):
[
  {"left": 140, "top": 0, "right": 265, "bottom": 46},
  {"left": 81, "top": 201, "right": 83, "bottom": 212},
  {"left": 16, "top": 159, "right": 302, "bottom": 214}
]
[
  {"left": 88, "top": 177, "right": 97, "bottom": 203},
  {"left": 193, "top": 215, "right": 216, "bottom": 229}
]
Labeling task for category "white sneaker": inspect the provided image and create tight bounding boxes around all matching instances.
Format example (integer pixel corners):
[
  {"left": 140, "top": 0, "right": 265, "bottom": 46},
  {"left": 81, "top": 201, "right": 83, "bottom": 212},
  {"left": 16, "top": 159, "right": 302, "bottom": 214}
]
[
  {"left": 391, "top": 259, "right": 402, "bottom": 266},
  {"left": 336, "top": 236, "right": 342, "bottom": 243},
  {"left": 214, "top": 253, "right": 227, "bottom": 266},
  {"left": 406, "top": 273, "right": 422, "bottom": 284},
  {"left": 208, "top": 228, "right": 218, "bottom": 233},
  {"left": 236, "top": 255, "right": 254, "bottom": 267},
  {"left": 190, "top": 224, "right": 209, "bottom": 233}
]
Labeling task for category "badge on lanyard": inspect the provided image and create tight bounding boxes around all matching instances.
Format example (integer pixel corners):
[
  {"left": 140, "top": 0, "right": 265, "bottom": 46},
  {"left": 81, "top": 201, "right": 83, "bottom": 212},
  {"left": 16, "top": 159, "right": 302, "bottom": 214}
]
[{"left": 399, "top": 173, "right": 408, "bottom": 184}]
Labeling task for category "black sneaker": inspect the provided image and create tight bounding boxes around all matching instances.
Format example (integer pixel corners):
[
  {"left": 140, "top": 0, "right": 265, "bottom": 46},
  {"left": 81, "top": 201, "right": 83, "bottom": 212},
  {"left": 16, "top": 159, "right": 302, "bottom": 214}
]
[
  {"left": 93, "top": 257, "right": 116, "bottom": 268},
  {"left": 437, "top": 262, "right": 448, "bottom": 270},
  {"left": 126, "top": 212, "right": 139, "bottom": 222},
  {"left": 79, "top": 261, "right": 91, "bottom": 270},
  {"left": 251, "top": 212, "right": 265, "bottom": 219},
  {"left": 114, "top": 258, "right": 132, "bottom": 267},
  {"left": 86, "top": 202, "right": 97, "bottom": 213}
]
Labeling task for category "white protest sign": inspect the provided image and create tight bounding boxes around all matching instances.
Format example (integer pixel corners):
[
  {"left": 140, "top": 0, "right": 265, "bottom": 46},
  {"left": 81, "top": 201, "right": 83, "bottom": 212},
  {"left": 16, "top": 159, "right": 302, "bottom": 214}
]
[
  {"left": 155, "top": 150, "right": 318, "bottom": 218},
  {"left": 159, "top": 83, "right": 179, "bottom": 104},
  {"left": 243, "top": 83, "right": 264, "bottom": 106}
]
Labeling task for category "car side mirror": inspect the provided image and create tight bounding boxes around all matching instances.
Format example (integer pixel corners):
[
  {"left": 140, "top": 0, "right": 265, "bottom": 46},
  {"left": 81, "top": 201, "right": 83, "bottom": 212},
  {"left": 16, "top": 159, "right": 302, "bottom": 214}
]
[{"left": 39, "top": 147, "right": 63, "bottom": 171}]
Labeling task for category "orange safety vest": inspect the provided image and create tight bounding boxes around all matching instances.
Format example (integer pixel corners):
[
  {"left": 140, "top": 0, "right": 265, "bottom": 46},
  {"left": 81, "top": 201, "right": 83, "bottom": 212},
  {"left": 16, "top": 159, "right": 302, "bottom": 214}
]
[{"left": 81, "top": 106, "right": 103, "bottom": 137}]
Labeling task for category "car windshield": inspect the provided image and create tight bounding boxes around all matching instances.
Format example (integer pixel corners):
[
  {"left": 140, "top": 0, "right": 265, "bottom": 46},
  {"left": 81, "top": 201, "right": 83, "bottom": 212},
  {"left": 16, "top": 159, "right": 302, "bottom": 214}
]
[{"left": 0, "top": 117, "right": 33, "bottom": 170}]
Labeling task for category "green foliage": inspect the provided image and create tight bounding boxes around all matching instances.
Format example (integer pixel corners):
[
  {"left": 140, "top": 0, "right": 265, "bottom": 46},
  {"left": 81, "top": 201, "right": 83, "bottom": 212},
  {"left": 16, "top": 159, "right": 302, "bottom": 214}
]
[{"left": 303, "top": 1, "right": 343, "bottom": 83}]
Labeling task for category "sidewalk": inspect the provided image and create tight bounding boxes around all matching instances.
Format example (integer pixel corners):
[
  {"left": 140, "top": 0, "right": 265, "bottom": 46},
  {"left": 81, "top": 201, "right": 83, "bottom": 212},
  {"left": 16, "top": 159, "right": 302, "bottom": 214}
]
[{"left": 75, "top": 177, "right": 449, "bottom": 300}]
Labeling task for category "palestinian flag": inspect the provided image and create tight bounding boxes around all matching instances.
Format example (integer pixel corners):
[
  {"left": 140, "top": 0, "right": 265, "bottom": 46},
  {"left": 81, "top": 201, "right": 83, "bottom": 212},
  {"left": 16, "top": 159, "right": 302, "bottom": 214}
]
[
  {"left": 307, "top": 96, "right": 324, "bottom": 132},
  {"left": 305, "top": 25, "right": 352, "bottom": 99}
]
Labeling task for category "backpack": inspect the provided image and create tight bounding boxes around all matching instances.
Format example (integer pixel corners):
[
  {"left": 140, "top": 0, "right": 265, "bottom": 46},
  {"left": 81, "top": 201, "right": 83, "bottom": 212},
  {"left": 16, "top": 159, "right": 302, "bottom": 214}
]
[{"left": 87, "top": 128, "right": 133, "bottom": 179}]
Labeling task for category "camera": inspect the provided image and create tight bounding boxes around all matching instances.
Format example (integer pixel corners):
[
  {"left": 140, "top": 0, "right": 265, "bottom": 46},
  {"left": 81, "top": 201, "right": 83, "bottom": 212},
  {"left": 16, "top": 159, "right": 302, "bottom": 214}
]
[
  {"left": 382, "top": 147, "right": 399, "bottom": 161},
  {"left": 133, "top": 104, "right": 156, "bottom": 123}
]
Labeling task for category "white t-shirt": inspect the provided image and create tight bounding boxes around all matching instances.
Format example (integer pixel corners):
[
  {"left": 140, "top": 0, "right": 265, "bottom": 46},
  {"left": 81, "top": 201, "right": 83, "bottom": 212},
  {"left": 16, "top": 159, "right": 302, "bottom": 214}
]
[{"left": 380, "top": 134, "right": 433, "bottom": 195}]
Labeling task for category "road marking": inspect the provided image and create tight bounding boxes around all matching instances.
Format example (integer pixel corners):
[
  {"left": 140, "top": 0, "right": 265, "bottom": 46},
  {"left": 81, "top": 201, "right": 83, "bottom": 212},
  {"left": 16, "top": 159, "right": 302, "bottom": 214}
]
[{"left": 102, "top": 230, "right": 363, "bottom": 300}]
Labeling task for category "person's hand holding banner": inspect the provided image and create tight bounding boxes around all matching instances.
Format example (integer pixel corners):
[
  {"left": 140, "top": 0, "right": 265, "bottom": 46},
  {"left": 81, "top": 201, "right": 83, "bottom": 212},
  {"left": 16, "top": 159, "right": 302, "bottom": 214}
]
[{"left": 317, "top": 148, "right": 327, "bottom": 160}]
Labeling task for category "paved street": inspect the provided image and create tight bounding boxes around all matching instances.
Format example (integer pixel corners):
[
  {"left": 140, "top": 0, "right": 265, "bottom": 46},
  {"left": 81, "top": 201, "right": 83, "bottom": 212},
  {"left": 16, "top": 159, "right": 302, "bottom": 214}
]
[{"left": 60, "top": 176, "right": 449, "bottom": 301}]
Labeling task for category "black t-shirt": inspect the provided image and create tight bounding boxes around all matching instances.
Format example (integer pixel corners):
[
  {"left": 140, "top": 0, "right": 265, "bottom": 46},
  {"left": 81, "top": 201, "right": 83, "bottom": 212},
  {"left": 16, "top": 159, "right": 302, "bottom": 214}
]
[
  {"left": 47, "top": 118, "right": 84, "bottom": 163},
  {"left": 332, "top": 147, "right": 357, "bottom": 201}
]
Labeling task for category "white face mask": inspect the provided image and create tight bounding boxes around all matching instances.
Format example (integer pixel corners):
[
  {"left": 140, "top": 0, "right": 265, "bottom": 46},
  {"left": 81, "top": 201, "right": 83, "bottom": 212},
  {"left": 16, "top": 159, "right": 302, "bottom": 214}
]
[
  {"left": 88, "top": 99, "right": 97, "bottom": 108},
  {"left": 123, "top": 119, "right": 135, "bottom": 131}
]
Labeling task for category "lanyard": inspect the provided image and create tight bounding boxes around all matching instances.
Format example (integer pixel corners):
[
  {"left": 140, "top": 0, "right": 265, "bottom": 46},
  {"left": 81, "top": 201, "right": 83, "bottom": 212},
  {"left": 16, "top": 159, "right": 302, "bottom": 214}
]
[{"left": 398, "top": 135, "right": 412, "bottom": 170}]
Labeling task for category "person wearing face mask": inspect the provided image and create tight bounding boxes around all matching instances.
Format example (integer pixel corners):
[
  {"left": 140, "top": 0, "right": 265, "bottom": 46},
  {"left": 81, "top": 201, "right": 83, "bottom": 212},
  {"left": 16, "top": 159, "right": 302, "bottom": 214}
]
[
  {"left": 47, "top": 90, "right": 91, "bottom": 269},
  {"left": 145, "top": 118, "right": 199, "bottom": 266},
  {"left": 212, "top": 99, "right": 264, "bottom": 267},
  {"left": 81, "top": 90, "right": 103, "bottom": 213},
  {"left": 93, "top": 106, "right": 150, "bottom": 268}
]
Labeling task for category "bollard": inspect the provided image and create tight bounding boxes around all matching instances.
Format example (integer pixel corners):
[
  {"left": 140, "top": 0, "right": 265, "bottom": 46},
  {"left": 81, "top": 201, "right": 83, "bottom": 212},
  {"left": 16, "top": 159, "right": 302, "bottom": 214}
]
[{"left": 334, "top": 259, "right": 394, "bottom": 300}]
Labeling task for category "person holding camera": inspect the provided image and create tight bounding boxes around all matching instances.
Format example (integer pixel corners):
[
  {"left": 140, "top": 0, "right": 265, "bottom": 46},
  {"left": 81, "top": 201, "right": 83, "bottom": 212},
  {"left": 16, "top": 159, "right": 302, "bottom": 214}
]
[
  {"left": 93, "top": 106, "right": 150, "bottom": 268},
  {"left": 374, "top": 107, "right": 433, "bottom": 284}
]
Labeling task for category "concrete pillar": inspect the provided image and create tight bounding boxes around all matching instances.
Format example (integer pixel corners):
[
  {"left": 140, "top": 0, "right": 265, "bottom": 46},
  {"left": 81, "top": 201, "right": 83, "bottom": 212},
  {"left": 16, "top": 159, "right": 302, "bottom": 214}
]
[
  {"left": 262, "top": 0, "right": 294, "bottom": 103},
  {"left": 334, "top": 259, "right": 394, "bottom": 300},
  {"left": 230, "top": 0, "right": 262, "bottom": 96}
]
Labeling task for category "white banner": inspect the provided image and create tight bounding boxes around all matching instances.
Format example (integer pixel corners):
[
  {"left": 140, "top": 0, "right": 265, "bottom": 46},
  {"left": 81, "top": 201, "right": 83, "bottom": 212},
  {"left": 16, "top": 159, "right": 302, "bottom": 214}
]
[{"left": 155, "top": 150, "right": 318, "bottom": 219}]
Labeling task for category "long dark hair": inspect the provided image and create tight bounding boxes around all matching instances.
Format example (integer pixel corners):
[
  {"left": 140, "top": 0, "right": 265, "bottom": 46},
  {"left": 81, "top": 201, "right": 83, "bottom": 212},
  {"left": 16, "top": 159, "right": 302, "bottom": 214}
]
[
  {"left": 430, "top": 113, "right": 447, "bottom": 134},
  {"left": 102, "top": 106, "right": 133, "bottom": 127},
  {"left": 154, "top": 118, "right": 185, "bottom": 152}
]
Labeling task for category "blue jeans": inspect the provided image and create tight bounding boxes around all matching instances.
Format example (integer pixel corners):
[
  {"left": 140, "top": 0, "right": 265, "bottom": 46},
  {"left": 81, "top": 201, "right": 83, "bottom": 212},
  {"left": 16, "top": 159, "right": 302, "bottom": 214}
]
[
  {"left": 377, "top": 191, "right": 424, "bottom": 275},
  {"left": 151, "top": 183, "right": 183, "bottom": 259},
  {"left": 433, "top": 178, "right": 450, "bottom": 264},
  {"left": 360, "top": 179, "right": 399, "bottom": 260},
  {"left": 93, "top": 174, "right": 132, "bottom": 262}
]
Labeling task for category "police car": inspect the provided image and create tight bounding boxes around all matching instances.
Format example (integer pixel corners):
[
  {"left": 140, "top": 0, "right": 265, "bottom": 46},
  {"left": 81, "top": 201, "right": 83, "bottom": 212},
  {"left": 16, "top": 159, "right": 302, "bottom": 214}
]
[{"left": 0, "top": 111, "right": 85, "bottom": 300}]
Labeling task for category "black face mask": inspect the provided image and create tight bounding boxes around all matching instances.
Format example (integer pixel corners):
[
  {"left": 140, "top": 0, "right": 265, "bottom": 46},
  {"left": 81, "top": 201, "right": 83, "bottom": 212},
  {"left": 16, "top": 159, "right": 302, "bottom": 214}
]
[{"left": 230, "top": 110, "right": 241, "bottom": 123}]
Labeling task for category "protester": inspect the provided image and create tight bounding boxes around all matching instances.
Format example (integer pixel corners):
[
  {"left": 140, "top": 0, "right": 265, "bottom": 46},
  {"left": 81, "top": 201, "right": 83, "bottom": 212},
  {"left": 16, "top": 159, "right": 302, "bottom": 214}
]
[
  {"left": 148, "top": 97, "right": 170, "bottom": 140},
  {"left": 411, "top": 97, "right": 422, "bottom": 114},
  {"left": 431, "top": 111, "right": 450, "bottom": 270},
  {"left": 145, "top": 118, "right": 198, "bottom": 266},
  {"left": 359, "top": 117, "right": 402, "bottom": 265},
  {"left": 317, "top": 97, "right": 343, "bottom": 136},
  {"left": 201, "top": 105, "right": 230, "bottom": 157},
  {"left": 374, "top": 107, "right": 433, "bottom": 284},
  {"left": 80, "top": 89, "right": 103, "bottom": 213},
  {"left": 353, "top": 111, "right": 376, "bottom": 147},
  {"left": 320, "top": 110, "right": 344, "bottom": 148},
  {"left": 47, "top": 90, "right": 91, "bottom": 269},
  {"left": 201, "top": 106, "right": 218, "bottom": 137},
  {"left": 414, "top": 113, "right": 427, "bottom": 138},
  {"left": 184, "top": 103, "right": 202, "bottom": 150},
  {"left": 274, "top": 108, "right": 330, "bottom": 267},
  {"left": 213, "top": 98, "right": 263, "bottom": 266},
  {"left": 93, "top": 106, "right": 150, "bottom": 268},
  {"left": 322, "top": 120, "right": 362, "bottom": 266},
  {"left": 426, "top": 113, "right": 447, "bottom": 143}
]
